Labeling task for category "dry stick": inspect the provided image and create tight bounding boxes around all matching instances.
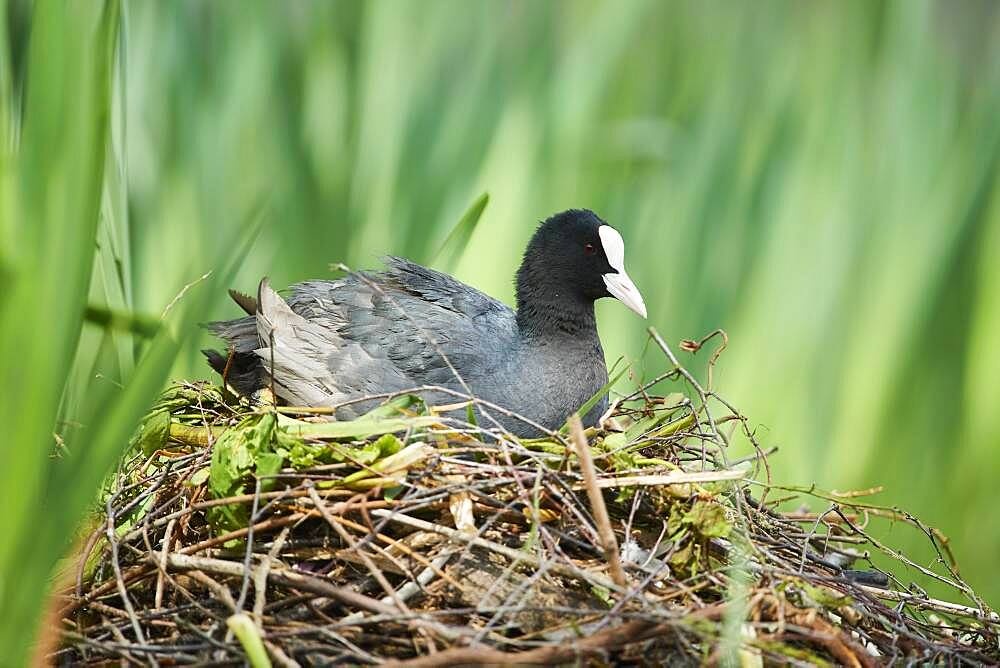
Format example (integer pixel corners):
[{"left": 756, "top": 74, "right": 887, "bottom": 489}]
[
  {"left": 367, "top": 508, "right": 621, "bottom": 593},
  {"left": 61, "top": 512, "right": 309, "bottom": 618},
  {"left": 647, "top": 326, "right": 725, "bottom": 466},
  {"left": 119, "top": 488, "right": 376, "bottom": 542},
  {"left": 253, "top": 527, "right": 289, "bottom": 625},
  {"left": 76, "top": 524, "right": 107, "bottom": 597},
  {"left": 376, "top": 552, "right": 454, "bottom": 609},
  {"left": 263, "top": 641, "right": 301, "bottom": 668},
  {"left": 321, "top": 513, "right": 463, "bottom": 591},
  {"left": 798, "top": 504, "right": 837, "bottom": 574},
  {"left": 161, "top": 552, "right": 396, "bottom": 616},
  {"left": 381, "top": 618, "right": 661, "bottom": 667},
  {"left": 105, "top": 499, "right": 147, "bottom": 650},
  {"left": 235, "top": 477, "right": 264, "bottom": 611},
  {"left": 309, "top": 484, "right": 442, "bottom": 656},
  {"left": 187, "top": 571, "right": 237, "bottom": 612},
  {"left": 568, "top": 414, "right": 627, "bottom": 589},
  {"left": 307, "top": 486, "right": 410, "bottom": 614},
  {"left": 581, "top": 469, "right": 746, "bottom": 489},
  {"left": 160, "top": 553, "right": 471, "bottom": 644},
  {"left": 102, "top": 622, "right": 143, "bottom": 666},
  {"left": 831, "top": 507, "right": 971, "bottom": 596},
  {"left": 471, "top": 553, "right": 557, "bottom": 645},
  {"left": 856, "top": 586, "right": 1000, "bottom": 625},
  {"left": 709, "top": 391, "right": 773, "bottom": 506},
  {"left": 679, "top": 328, "right": 728, "bottom": 392},
  {"left": 180, "top": 512, "right": 308, "bottom": 557},
  {"left": 154, "top": 518, "right": 176, "bottom": 609}
]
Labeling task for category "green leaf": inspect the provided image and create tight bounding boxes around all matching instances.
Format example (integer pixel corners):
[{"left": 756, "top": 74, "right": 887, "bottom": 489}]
[
  {"left": 561, "top": 357, "right": 630, "bottom": 434},
  {"left": 227, "top": 613, "right": 273, "bottom": 668},
  {"left": 254, "top": 452, "right": 284, "bottom": 492},
  {"left": 281, "top": 416, "right": 438, "bottom": 440},
  {"left": 276, "top": 436, "right": 329, "bottom": 468},
  {"left": 668, "top": 541, "right": 695, "bottom": 571},
  {"left": 371, "top": 433, "right": 404, "bottom": 458},
  {"left": 152, "top": 383, "right": 226, "bottom": 414},
  {"left": 359, "top": 394, "right": 424, "bottom": 419},
  {"left": 340, "top": 442, "right": 434, "bottom": 486},
  {"left": 682, "top": 500, "right": 732, "bottom": 539},
  {"left": 667, "top": 504, "right": 686, "bottom": 536},
  {"left": 590, "top": 584, "right": 613, "bottom": 607},
  {"left": 189, "top": 467, "right": 210, "bottom": 487},
  {"left": 433, "top": 192, "right": 489, "bottom": 273},
  {"left": 797, "top": 580, "right": 854, "bottom": 610},
  {"left": 134, "top": 409, "right": 170, "bottom": 457},
  {"left": 208, "top": 413, "right": 278, "bottom": 529}
]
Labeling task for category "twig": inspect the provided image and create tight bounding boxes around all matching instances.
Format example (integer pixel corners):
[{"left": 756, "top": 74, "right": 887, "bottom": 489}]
[
  {"left": 568, "top": 414, "right": 627, "bottom": 588},
  {"left": 160, "top": 553, "right": 397, "bottom": 615},
  {"left": 154, "top": 517, "right": 175, "bottom": 609},
  {"left": 308, "top": 485, "right": 411, "bottom": 614},
  {"left": 253, "top": 527, "right": 289, "bottom": 625},
  {"left": 381, "top": 619, "right": 661, "bottom": 667},
  {"left": 367, "top": 509, "right": 622, "bottom": 593}
]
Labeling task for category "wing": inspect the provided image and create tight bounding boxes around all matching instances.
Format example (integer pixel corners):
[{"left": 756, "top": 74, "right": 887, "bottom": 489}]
[{"left": 260, "top": 258, "right": 517, "bottom": 405}]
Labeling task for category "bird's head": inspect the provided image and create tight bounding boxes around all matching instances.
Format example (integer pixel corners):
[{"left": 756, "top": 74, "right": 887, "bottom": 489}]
[{"left": 517, "top": 209, "right": 647, "bottom": 319}]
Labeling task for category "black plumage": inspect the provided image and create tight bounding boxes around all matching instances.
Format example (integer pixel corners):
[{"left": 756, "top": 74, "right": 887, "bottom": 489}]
[{"left": 204, "top": 209, "right": 646, "bottom": 436}]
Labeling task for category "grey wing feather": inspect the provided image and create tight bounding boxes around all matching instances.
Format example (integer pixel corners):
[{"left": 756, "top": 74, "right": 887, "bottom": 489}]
[{"left": 250, "top": 259, "right": 517, "bottom": 410}]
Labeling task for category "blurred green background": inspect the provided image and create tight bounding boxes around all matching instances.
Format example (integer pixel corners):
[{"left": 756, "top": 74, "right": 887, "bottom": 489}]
[
  {"left": 122, "top": 0, "right": 1000, "bottom": 600},
  {"left": 2, "top": 0, "right": 1000, "bottom": 652}
]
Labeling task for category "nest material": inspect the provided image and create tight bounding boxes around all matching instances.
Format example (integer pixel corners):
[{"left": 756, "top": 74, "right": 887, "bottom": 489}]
[{"left": 57, "top": 334, "right": 998, "bottom": 666}]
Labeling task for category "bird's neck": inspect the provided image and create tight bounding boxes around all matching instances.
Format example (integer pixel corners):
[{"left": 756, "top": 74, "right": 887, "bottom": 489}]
[{"left": 515, "top": 273, "right": 599, "bottom": 340}]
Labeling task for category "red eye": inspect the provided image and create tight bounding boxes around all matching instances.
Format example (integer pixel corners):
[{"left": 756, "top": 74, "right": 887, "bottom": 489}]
[{"left": 584, "top": 243, "right": 596, "bottom": 255}]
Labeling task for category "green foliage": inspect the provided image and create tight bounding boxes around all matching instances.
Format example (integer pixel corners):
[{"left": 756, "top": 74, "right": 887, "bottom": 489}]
[
  {"left": 561, "top": 357, "right": 631, "bottom": 434},
  {"left": 280, "top": 415, "right": 439, "bottom": 440},
  {"left": 134, "top": 409, "right": 170, "bottom": 457},
  {"left": 226, "top": 613, "right": 273, "bottom": 668},
  {"left": 205, "top": 407, "right": 426, "bottom": 530},
  {"left": 787, "top": 579, "right": 856, "bottom": 611},
  {"left": 0, "top": 1, "right": 260, "bottom": 659},
  {"left": 434, "top": 192, "right": 490, "bottom": 273},
  {"left": 210, "top": 414, "right": 277, "bottom": 496},
  {"left": 667, "top": 499, "right": 734, "bottom": 542},
  {"left": 208, "top": 413, "right": 280, "bottom": 530},
  {"left": 681, "top": 500, "right": 733, "bottom": 540},
  {"left": 0, "top": 2, "right": 126, "bottom": 660}
]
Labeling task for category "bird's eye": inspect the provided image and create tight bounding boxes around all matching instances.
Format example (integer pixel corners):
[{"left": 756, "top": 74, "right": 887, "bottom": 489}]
[{"left": 583, "top": 243, "right": 596, "bottom": 255}]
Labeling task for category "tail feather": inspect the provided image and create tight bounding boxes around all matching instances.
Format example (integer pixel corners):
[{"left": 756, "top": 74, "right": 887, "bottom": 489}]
[
  {"left": 202, "top": 282, "right": 270, "bottom": 395},
  {"left": 228, "top": 288, "right": 258, "bottom": 316},
  {"left": 203, "top": 349, "right": 229, "bottom": 375},
  {"left": 253, "top": 279, "right": 342, "bottom": 406},
  {"left": 202, "top": 347, "right": 267, "bottom": 396},
  {"left": 205, "top": 279, "right": 342, "bottom": 405}
]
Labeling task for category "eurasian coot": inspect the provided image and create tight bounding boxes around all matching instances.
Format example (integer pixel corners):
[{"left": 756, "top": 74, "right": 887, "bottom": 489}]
[{"left": 204, "top": 209, "right": 646, "bottom": 435}]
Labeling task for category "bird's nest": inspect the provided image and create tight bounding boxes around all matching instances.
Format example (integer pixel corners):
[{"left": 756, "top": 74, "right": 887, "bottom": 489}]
[{"left": 56, "top": 332, "right": 998, "bottom": 666}]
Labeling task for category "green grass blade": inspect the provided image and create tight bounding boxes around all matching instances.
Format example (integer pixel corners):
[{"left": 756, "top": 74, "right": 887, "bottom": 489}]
[
  {"left": 0, "top": 1, "right": 121, "bottom": 660},
  {"left": 560, "top": 358, "right": 631, "bottom": 434},
  {"left": 432, "top": 192, "right": 489, "bottom": 272}
]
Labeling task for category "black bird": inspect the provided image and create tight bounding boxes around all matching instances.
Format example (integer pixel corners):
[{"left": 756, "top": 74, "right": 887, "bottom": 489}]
[{"left": 204, "top": 209, "right": 646, "bottom": 436}]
